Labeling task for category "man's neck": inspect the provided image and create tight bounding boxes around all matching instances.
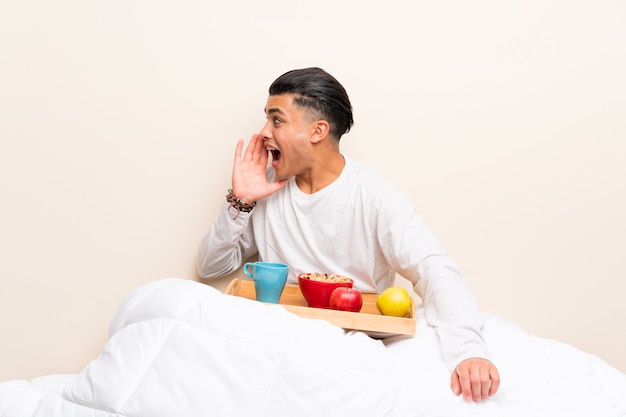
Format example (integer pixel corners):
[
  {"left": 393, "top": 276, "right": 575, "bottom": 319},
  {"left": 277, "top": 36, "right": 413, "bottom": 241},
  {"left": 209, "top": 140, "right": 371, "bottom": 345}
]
[{"left": 295, "top": 153, "right": 345, "bottom": 194}]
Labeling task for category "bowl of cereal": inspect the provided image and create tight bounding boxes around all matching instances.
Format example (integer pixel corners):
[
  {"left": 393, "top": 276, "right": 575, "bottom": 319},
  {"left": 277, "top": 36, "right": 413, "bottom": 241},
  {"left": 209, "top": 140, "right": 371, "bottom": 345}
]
[{"left": 298, "top": 273, "right": 354, "bottom": 309}]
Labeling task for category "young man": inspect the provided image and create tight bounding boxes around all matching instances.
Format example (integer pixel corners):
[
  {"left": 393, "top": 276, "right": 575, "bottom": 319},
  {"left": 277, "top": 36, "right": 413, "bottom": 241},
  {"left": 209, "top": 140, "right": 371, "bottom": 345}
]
[{"left": 198, "top": 67, "right": 500, "bottom": 402}]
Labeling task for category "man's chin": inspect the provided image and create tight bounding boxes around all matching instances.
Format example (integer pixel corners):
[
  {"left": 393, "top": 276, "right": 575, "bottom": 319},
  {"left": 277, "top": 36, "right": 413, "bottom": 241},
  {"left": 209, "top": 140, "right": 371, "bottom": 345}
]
[
  {"left": 272, "top": 167, "right": 289, "bottom": 182},
  {"left": 275, "top": 174, "right": 291, "bottom": 182}
]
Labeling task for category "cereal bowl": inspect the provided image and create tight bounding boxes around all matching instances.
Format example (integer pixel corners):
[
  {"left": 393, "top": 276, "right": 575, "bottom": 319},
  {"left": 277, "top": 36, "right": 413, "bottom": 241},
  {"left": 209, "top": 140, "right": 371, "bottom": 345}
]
[{"left": 298, "top": 273, "right": 354, "bottom": 309}]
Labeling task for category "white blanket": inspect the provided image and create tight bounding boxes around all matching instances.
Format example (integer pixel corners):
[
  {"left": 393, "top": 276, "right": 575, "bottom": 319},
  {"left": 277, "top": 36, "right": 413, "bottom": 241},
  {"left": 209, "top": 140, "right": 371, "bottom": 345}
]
[{"left": 1, "top": 278, "right": 625, "bottom": 417}]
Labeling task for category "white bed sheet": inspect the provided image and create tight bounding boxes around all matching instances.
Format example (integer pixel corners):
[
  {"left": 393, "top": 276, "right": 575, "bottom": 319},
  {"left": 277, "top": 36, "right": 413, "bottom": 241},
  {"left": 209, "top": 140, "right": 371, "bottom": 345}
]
[{"left": 0, "top": 278, "right": 624, "bottom": 417}]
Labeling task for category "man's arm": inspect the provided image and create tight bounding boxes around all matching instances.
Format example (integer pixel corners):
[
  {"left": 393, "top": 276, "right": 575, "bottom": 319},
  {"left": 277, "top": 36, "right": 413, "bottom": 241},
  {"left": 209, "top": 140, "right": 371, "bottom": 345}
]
[
  {"left": 197, "top": 201, "right": 256, "bottom": 278},
  {"left": 375, "top": 185, "right": 500, "bottom": 401},
  {"left": 197, "top": 135, "right": 288, "bottom": 279},
  {"left": 413, "top": 250, "right": 501, "bottom": 402}
]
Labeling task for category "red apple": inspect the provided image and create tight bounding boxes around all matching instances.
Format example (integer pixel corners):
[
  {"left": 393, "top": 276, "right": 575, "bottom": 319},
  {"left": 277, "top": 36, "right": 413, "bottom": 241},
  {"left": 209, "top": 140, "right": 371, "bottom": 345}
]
[{"left": 329, "top": 287, "right": 363, "bottom": 312}]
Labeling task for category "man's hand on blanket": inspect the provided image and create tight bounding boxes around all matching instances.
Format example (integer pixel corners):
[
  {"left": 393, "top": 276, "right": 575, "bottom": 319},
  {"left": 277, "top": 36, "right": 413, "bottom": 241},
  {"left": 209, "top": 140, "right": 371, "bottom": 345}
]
[{"left": 451, "top": 358, "right": 500, "bottom": 402}]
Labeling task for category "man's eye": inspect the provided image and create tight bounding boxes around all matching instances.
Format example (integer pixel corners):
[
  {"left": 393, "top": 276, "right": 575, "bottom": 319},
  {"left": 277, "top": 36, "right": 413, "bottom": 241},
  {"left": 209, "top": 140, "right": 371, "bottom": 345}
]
[{"left": 273, "top": 117, "right": 282, "bottom": 125}]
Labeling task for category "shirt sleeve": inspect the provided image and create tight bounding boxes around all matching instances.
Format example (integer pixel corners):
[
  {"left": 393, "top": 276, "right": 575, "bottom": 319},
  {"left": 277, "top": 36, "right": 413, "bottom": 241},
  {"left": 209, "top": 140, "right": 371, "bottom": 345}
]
[
  {"left": 375, "top": 183, "right": 490, "bottom": 370},
  {"left": 415, "top": 253, "right": 490, "bottom": 369},
  {"left": 197, "top": 201, "right": 258, "bottom": 279}
]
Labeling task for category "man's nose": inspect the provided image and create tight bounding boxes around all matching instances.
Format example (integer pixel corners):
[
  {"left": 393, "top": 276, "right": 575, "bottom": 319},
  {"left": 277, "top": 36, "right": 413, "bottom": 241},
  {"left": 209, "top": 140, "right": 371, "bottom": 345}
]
[{"left": 259, "top": 121, "right": 271, "bottom": 140}]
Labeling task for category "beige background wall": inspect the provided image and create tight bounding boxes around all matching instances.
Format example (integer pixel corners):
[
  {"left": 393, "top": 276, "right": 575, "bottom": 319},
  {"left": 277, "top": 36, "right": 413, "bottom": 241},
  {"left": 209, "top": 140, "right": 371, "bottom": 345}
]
[{"left": 1, "top": 1, "right": 625, "bottom": 381}]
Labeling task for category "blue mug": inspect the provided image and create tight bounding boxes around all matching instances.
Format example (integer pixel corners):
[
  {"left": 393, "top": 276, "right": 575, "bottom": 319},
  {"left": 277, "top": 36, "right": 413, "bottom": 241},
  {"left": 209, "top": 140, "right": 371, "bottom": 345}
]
[{"left": 243, "top": 262, "right": 289, "bottom": 303}]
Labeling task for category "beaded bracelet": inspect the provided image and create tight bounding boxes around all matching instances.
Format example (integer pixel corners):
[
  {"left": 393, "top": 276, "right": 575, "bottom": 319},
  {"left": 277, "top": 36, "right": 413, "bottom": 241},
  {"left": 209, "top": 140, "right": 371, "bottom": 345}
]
[{"left": 226, "top": 189, "right": 256, "bottom": 219}]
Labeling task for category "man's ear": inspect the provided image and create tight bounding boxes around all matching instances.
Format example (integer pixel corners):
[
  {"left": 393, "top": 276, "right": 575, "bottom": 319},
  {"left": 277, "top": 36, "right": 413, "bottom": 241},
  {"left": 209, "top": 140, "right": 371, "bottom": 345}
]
[{"left": 310, "top": 120, "right": 330, "bottom": 144}]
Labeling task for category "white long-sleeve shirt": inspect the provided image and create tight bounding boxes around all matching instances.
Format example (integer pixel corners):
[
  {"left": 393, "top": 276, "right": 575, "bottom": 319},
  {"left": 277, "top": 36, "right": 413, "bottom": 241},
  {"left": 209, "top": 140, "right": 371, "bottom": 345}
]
[{"left": 198, "top": 156, "right": 489, "bottom": 369}]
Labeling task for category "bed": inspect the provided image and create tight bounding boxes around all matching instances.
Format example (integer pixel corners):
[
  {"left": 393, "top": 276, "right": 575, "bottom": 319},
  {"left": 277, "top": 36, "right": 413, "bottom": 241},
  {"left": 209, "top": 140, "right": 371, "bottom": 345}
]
[{"left": 1, "top": 278, "right": 625, "bottom": 417}]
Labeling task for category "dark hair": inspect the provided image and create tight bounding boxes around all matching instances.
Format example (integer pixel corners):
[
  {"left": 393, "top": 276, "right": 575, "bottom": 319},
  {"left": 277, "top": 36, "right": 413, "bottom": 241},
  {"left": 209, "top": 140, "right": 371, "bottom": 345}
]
[{"left": 269, "top": 67, "right": 354, "bottom": 140}]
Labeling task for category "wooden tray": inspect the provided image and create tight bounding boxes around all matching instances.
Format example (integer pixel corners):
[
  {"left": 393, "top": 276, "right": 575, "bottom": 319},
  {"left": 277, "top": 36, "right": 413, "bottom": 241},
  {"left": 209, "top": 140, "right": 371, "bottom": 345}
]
[{"left": 225, "top": 278, "right": 416, "bottom": 337}]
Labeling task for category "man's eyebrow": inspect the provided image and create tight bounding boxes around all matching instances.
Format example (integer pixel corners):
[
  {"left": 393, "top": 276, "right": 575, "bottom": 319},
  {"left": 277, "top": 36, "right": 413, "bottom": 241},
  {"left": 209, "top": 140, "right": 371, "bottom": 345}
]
[{"left": 265, "top": 107, "right": 285, "bottom": 115}]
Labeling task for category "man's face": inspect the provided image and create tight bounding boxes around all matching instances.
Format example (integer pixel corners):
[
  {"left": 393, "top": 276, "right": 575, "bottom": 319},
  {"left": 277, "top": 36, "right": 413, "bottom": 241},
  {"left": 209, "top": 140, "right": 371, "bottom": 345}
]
[{"left": 260, "top": 94, "right": 314, "bottom": 181}]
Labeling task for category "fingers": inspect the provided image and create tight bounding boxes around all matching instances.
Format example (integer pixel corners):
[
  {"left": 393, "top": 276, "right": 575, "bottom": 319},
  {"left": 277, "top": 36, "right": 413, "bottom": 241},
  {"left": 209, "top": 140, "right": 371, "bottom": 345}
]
[
  {"left": 234, "top": 135, "right": 256, "bottom": 162},
  {"left": 234, "top": 134, "right": 266, "bottom": 165},
  {"left": 251, "top": 133, "right": 268, "bottom": 165},
  {"left": 247, "top": 133, "right": 260, "bottom": 161},
  {"left": 231, "top": 134, "right": 274, "bottom": 203},
  {"left": 234, "top": 139, "right": 244, "bottom": 163},
  {"left": 238, "top": 134, "right": 268, "bottom": 166},
  {"left": 450, "top": 372, "right": 462, "bottom": 396},
  {"left": 478, "top": 366, "right": 491, "bottom": 400},
  {"left": 456, "top": 365, "right": 475, "bottom": 402},
  {"left": 451, "top": 359, "right": 500, "bottom": 402},
  {"left": 488, "top": 366, "right": 501, "bottom": 397}
]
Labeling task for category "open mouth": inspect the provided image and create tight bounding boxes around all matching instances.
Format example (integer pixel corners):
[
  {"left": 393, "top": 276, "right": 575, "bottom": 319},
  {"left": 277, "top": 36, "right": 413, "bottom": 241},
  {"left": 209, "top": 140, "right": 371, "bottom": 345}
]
[{"left": 266, "top": 146, "right": 281, "bottom": 168}]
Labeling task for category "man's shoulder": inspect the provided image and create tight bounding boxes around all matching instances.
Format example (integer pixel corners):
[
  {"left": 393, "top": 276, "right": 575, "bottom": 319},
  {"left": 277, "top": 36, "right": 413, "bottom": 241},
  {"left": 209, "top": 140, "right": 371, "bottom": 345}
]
[
  {"left": 343, "top": 156, "right": 392, "bottom": 189},
  {"left": 343, "top": 156, "right": 414, "bottom": 206},
  {"left": 344, "top": 155, "right": 382, "bottom": 179}
]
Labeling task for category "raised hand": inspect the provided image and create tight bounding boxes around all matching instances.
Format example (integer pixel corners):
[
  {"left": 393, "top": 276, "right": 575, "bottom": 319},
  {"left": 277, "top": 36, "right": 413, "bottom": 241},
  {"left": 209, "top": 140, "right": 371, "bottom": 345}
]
[{"left": 231, "top": 134, "right": 288, "bottom": 204}]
